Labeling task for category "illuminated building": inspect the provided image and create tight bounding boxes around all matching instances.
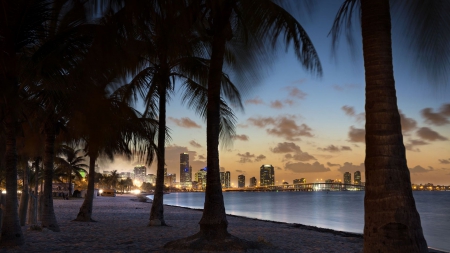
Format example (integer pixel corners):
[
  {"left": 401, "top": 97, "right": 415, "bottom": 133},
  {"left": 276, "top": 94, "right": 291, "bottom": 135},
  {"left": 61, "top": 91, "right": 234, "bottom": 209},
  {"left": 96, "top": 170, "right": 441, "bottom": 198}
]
[
  {"left": 260, "top": 164, "right": 274, "bottom": 186},
  {"left": 146, "top": 174, "right": 156, "bottom": 184},
  {"left": 238, "top": 175, "right": 245, "bottom": 188},
  {"left": 249, "top": 177, "right": 257, "bottom": 187},
  {"left": 180, "top": 153, "right": 192, "bottom": 187},
  {"left": 164, "top": 173, "right": 176, "bottom": 186},
  {"left": 134, "top": 165, "right": 147, "bottom": 182},
  {"left": 293, "top": 178, "right": 306, "bottom": 184},
  {"left": 354, "top": 171, "right": 361, "bottom": 185},
  {"left": 225, "top": 171, "right": 231, "bottom": 188},
  {"left": 220, "top": 172, "right": 225, "bottom": 187},
  {"left": 164, "top": 167, "right": 167, "bottom": 177},
  {"left": 344, "top": 172, "right": 351, "bottom": 185},
  {"left": 195, "top": 168, "right": 207, "bottom": 189}
]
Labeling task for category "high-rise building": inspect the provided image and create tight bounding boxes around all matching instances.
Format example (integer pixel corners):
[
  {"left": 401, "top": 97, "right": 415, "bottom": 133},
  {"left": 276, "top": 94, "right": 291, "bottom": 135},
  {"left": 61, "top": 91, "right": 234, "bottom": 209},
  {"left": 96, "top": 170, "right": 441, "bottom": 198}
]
[
  {"left": 225, "top": 171, "right": 231, "bottom": 188},
  {"left": 260, "top": 164, "right": 275, "bottom": 186},
  {"left": 180, "top": 153, "right": 191, "bottom": 187},
  {"left": 249, "top": 177, "right": 257, "bottom": 187},
  {"left": 220, "top": 172, "right": 225, "bottom": 187},
  {"left": 293, "top": 178, "right": 306, "bottom": 184},
  {"left": 195, "top": 168, "right": 207, "bottom": 189},
  {"left": 344, "top": 172, "right": 351, "bottom": 185},
  {"left": 164, "top": 168, "right": 167, "bottom": 177},
  {"left": 134, "top": 165, "right": 147, "bottom": 182},
  {"left": 164, "top": 173, "right": 176, "bottom": 186},
  {"left": 354, "top": 171, "right": 361, "bottom": 185},
  {"left": 146, "top": 174, "right": 156, "bottom": 184},
  {"left": 238, "top": 175, "right": 245, "bottom": 188}
]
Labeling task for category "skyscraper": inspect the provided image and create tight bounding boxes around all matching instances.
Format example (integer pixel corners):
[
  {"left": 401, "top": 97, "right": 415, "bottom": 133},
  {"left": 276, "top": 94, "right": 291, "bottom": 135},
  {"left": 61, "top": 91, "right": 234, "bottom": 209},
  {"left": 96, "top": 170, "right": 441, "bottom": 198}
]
[
  {"left": 238, "top": 175, "right": 245, "bottom": 188},
  {"left": 344, "top": 172, "right": 351, "bottom": 185},
  {"left": 225, "top": 171, "right": 231, "bottom": 188},
  {"left": 249, "top": 177, "right": 257, "bottom": 187},
  {"left": 354, "top": 171, "right": 361, "bottom": 185},
  {"left": 134, "top": 165, "right": 147, "bottom": 182},
  {"left": 260, "top": 164, "right": 275, "bottom": 186},
  {"left": 180, "top": 153, "right": 191, "bottom": 187},
  {"left": 220, "top": 171, "right": 225, "bottom": 187}
]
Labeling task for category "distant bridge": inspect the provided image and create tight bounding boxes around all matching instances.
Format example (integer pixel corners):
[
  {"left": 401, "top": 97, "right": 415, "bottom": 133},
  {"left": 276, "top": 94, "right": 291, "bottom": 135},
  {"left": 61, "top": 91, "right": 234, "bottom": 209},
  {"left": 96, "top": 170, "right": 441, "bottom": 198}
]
[{"left": 223, "top": 183, "right": 364, "bottom": 192}]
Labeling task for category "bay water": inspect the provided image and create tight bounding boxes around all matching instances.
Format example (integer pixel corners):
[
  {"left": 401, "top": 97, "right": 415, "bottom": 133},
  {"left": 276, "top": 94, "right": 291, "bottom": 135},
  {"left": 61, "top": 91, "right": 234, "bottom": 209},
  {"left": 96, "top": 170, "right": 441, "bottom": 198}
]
[{"left": 158, "top": 191, "right": 450, "bottom": 251}]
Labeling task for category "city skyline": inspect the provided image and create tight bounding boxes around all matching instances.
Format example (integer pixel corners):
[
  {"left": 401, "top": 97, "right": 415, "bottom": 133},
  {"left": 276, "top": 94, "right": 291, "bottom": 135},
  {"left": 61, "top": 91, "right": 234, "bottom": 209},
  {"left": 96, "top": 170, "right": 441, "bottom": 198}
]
[{"left": 100, "top": 1, "right": 449, "bottom": 186}]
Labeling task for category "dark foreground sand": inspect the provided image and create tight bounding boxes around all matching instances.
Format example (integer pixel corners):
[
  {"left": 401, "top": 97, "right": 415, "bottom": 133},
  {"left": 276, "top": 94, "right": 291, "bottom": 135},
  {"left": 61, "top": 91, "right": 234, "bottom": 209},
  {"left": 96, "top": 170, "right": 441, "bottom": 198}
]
[{"left": 0, "top": 194, "right": 443, "bottom": 253}]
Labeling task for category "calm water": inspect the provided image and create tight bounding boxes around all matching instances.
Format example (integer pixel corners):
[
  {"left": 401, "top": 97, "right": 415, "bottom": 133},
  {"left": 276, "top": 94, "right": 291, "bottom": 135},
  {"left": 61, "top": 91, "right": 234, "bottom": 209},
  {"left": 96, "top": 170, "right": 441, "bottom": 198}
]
[{"left": 157, "top": 191, "right": 450, "bottom": 251}]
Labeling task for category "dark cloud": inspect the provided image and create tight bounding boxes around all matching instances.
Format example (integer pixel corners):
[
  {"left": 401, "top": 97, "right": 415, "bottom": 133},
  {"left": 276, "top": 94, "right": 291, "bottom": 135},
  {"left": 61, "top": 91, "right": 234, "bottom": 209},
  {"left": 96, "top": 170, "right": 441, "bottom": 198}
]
[
  {"left": 232, "top": 134, "right": 249, "bottom": 141},
  {"left": 348, "top": 126, "right": 365, "bottom": 143},
  {"left": 439, "top": 159, "right": 450, "bottom": 164},
  {"left": 235, "top": 169, "right": 245, "bottom": 174},
  {"left": 285, "top": 161, "right": 330, "bottom": 173},
  {"left": 255, "top": 154, "right": 266, "bottom": 162},
  {"left": 421, "top": 107, "right": 450, "bottom": 126},
  {"left": 270, "top": 100, "right": 284, "bottom": 109},
  {"left": 245, "top": 97, "right": 264, "bottom": 105},
  {"left": 409, "top": 165, "right": 433, "bottom": 173},
  {"left": 342, "top": 106, "right": 365, "bottom": 122},
  {"left": 327, "top": 162, "right": 341, "bottom": 167},
  {"left": 271, "top": 142, "right": 301, "bottom": 153},
  {"left": 405, "top": 139, "right": 429, "bottom": 152},
  {"left": 237, "top": 152, "right": 255, "bottom": 163},
  {"left": 399, "top": 111, "right": 417, "bottom": 133},
  {"left": 189, "top": 140, "right": 202, "bottom": 148},
  {"left": 169, "top": 117, "right": 201, "bottom": 128},
  {"left": 292, "top": 152, "right": 316, "bottom": 162},
  {"left": 285, "top": 86, "right": 307, "bottom": 99},
  {"left": 318, "top": 145, "right": 352, "bottom": 153},
  {"left": 248, "top": 116, "right": 313, "bottom": 141},
  {"left": 198, "top": 155, "right": 206, "bottom": 160},
  {"left": 440, "top": 104, "right": 450, "bottom": 116},
  {"left": 416, "top": 127, "right": 448, "bottom": 141},
  {"left": 337, "top": 162, "right": 365, "bottom": 173}
]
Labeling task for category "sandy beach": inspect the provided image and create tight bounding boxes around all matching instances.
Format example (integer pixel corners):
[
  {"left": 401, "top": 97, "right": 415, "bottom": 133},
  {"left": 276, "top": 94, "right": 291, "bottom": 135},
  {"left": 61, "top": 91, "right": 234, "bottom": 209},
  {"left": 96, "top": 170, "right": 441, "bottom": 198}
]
[{"left": 0, "top": 194, "right": 365, "bottom": 253}]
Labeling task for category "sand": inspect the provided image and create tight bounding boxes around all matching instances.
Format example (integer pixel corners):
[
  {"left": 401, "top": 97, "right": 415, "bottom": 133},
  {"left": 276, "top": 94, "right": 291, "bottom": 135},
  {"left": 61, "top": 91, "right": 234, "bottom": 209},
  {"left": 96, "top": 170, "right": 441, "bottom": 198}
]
[{"left": 2, "top": 193, "right": 439, "bottom": 253}]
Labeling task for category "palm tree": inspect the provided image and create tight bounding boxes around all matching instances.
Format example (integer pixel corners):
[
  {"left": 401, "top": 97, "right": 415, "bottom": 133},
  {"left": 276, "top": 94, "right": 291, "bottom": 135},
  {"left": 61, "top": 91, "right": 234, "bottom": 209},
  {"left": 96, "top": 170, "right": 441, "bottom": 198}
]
[
  {"left": 165, "top": 0, "right": 322, "bottom": 250},
  {"left": 330, "top": 1, "right": 450, "bottom": 251},
  {"left": 108, "top": 170, "right": 119, "bottom": 189},
  {"left": 55, "top": 144, "right": 88, "bottom": 198}
]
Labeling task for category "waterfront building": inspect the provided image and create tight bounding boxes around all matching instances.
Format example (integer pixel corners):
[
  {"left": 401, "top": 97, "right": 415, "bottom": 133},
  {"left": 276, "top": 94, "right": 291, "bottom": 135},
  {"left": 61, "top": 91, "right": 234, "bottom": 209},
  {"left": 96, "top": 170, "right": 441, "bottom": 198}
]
[
  {"left": 225, "top": 171, "right": 231, "bottom": 188},
  {"left": 195, "top": 168, "right": 207, "bottom": 189},
  {"left": 134, "top": 165, "right": 147, "bottom": 183},
  {"left": 260, "top": 164, "right": 275, "bottom": 186},
  {"left": 238, "top": 175, "right": 245, "bottom": 188},
  {"left": 180, "top": 153, "right": 192, "bottom": 187},
  {"left": 220, "top": 172, "right": 225, "bottom": 187},
  {"left": 344, "top": 172, "right": 351, "bottom": 185},
  {"left": 146, "top": 174, "right": 156, "bottom": 184},
  {"left": 293, "top": 178, "right": 306, "bottom": 184},
  {"left": 354, "top": 171, "right": 361, "bottom": 185},
  {"left": 249, "top": 177, "right": 257, "bottom": 187},
  {"left": 164, "top": 173, "right": 176, "bottom": 186}
]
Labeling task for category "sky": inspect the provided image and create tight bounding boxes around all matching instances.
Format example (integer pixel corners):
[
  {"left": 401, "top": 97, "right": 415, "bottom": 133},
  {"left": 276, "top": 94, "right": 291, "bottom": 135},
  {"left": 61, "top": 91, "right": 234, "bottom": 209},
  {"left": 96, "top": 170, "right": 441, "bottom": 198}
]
[{"left": 101, "top": 1, "right": 450, "bottom": 186}]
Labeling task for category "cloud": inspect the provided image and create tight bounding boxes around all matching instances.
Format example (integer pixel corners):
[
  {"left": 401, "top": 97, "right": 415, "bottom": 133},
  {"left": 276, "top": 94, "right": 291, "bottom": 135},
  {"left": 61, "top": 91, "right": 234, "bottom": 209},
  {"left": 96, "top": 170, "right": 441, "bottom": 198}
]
[
  {"left": 270, "top": 100, "right": 284, "bottom": 109},
  {"left": 237, "top": 123, "right": 248, "bottom": 128},
  {"left": 348, "top": 126, "right": 365, "bottom": 143},
  {"left": 245, "top": 97, "right": 264, "bottom": 105},
  {"left": 189, "top": 140, "right": 202, "bottom": 148},
  {"left": 276, "top": 166, "right": 283, "bottom": 170},
  {"left": 284, "top": 99, "right": 294, "bottom": 106},
  {"left": 405, "top": 139, "right": 429, "bottom": 152},
  {"left": 318, "top": 145, "right": 352, "bottom": 153},
  {"left": 409, "top": 165, "right": 433, "bottom": 173},
  {"left": 284, "top": 86, "right": 307, "bottom": 99},
  {"left": 337, "top": 162, "right": 365, "bottom": 173},
  {"left": 421, "top": 107, "right": 450, "bottom": 126},
  {"left": 237, "top": 152, "right": 255, "bottom": 163},
  {"left": 232, "top": 134, "right": 249, "bottom": 141},
  {"left": 291, "top": 152, "right": 316, "bottom": 162},
  {"left": 285, "top": 161, "right": 331, "bottom": 173},
  {"left": 342, "top": 106, "right": 365, "bottom": 122},
  {"left": 441, "top": 103, "right": 450, "bottom": 116},
  {"left": 169, "top": 117, "right": 201, "bottom": 129},
  {"left": 399, "top": 111, "right": 417, "bottom": 133},
  {"left": 163, "top": 145, "right": 206, "bottom": 174},
  {"left": 255, "top": 154, "right": 266, "bottom": 162},
  {"left": 271, "top": 142, "right": 301, "bottom": 153},
  {"left": 416, "top": 127, "right": 448, "bottom": 141},
  {"left": 439, "top": 158, "right": 450, "bottom": 164},
  {"left": 235, "top": 169, "right": 245, "bottom": 174},
  {"left": 248, "top": 116, "right": 313, "bottom": 141},
  {"left": 327, "top": 162, "right": 341, "bottom": 167}
]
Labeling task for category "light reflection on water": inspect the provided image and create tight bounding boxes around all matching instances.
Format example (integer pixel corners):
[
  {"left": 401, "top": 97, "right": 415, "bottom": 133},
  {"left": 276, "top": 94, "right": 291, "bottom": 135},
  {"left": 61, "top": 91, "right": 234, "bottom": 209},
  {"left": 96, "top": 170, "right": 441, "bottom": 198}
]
[{"left": 161, "top": 191, "right": 450, "bottom": 251}]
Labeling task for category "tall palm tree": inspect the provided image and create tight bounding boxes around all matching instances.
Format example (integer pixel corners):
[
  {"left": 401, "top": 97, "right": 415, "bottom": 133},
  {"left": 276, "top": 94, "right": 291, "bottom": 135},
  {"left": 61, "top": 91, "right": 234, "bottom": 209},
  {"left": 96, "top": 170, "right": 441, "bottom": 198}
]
[
  {"left": 330, "top": 1, "right": 450, "bottom": 251},
  {"left": 166, "top": 0, "right": 322, "bottom": 250},
  {"left": 54, "top": 144, "right": 88, "bottom": 198},
  {"left": 108, "top": 170, "right": 119, "bottom": 189}
]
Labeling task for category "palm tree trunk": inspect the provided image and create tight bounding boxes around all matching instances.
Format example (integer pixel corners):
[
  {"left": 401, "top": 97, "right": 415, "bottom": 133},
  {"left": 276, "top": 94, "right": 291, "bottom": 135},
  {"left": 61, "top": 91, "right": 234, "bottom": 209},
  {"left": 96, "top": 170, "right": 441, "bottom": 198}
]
[
  {"left": 19, "top": 163, "right": 29, "bottom": 226},
  {"left": 360, "top": 0, "right": 427, "bottom": 252},
  {"left": 149, "top": 80, "right": 168, "bottom": 226},
  {"left": 0, "top": 107, "right": 24, "bottom": 246},
  {"left": 68, "top": 170, "right": 72, "bottom": 199},
  {"left": 74, "top": 153, "right": 98, "bottom": 221},
  {"left": 41, "top": 120, "right": 60, "bottom": 232}
]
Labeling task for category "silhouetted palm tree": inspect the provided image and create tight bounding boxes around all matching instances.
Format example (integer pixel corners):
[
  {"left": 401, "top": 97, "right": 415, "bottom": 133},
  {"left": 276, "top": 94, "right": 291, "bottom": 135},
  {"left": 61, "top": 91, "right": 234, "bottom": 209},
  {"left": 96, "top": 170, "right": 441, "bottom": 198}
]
[
  {"left": 330, "top": 0, "right": 450, "bottom": 252},
  {"left": 165, "top": 0, "right": 322, "bottom": 250},
  {"left": 55, "top": 144, "right": 88, "bottom": 198}
]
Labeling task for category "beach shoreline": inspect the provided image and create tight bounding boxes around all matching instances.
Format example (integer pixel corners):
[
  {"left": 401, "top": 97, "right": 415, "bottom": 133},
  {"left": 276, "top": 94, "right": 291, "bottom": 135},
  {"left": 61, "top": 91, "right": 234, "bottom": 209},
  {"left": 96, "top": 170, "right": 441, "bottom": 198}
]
[{"left": 0, "top": 195, "right": 445, "bottom": 253}]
